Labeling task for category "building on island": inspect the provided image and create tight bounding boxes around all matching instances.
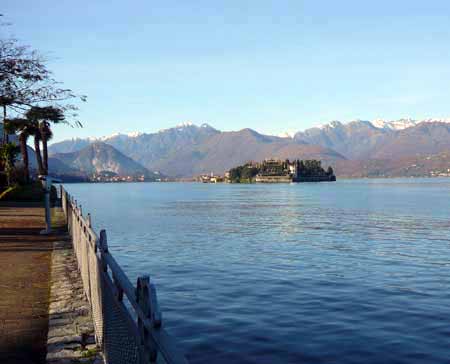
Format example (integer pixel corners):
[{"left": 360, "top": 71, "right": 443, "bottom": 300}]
[
  {"left": 230, "top": 158, "right": 336, "bottom": 183},
  {"left": 254, "top": 159, "right": 292, "bottom": 183},
  {"left": 199, "top": 172, "right": 225, "bottom": 183}
]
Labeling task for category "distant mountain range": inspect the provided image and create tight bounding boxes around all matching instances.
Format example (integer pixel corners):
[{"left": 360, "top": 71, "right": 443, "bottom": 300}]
[
  {"left": 51, "top": 142, "right": 159, "bottom": 179},
  {"left": 49, "top": 123, "right": 344, "bottom": 177},
  {"left": 48, "top": 119, "right": 450, "bottom": 179},
  {"left": 294, "top": 119, "right": 450, "bottom": 160},
  {"left": 332, "top": 151, "right": 450, "bottom": 178}
]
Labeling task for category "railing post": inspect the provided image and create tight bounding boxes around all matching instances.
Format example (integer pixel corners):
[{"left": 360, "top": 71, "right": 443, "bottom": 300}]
[
  {"left": 64, "top": 191, "right": 68, "bottom": 223},
  {"left": 63, "top": 189, "right": 66, "bottom": 212},
  {"left": 87, "top": 213, "right": 92, "bottom": 228},
  {"left": 148, "top": 283, "right": 162, "bottom": 328},
  {"left": 61, "top": 187, "right": 65, "bottom": 217},
  {"left": 113, "top": 273, "right": 124, "bottom": 302},
  {"left": 137, "top": 276, "right": 158, "bottom": 363},
  {"left": 99, "top": 230, "right": 108, "bottom": 273}
]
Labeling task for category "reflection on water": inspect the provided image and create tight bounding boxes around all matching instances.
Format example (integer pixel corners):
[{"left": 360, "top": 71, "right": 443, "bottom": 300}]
[{"left": 67, "top": 178, "right": 450, "bottom": 364}]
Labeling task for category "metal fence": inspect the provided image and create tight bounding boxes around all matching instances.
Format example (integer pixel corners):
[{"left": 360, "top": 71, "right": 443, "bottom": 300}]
[{"left": 61, "top": 186, "right": 188, "bottom": 364}]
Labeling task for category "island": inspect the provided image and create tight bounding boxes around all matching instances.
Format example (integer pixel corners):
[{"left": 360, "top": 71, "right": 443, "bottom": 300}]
[{"left": 227, "top": 159, "right": 336, "bottom": 183}]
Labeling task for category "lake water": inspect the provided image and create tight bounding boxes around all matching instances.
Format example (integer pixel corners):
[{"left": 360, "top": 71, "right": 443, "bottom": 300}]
[{"left": 66, "top": 178, "right": 450, "bottom": 364}]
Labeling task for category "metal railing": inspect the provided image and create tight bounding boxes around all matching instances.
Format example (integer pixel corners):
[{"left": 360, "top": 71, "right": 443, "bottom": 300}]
[{"left": 61, "top": 185, "right": 188, "bottom": 364}]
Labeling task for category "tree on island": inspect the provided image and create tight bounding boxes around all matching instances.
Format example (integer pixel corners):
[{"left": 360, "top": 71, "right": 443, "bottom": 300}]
[{"left": 229, "top": 163, "right": 259, "bottom": 183}]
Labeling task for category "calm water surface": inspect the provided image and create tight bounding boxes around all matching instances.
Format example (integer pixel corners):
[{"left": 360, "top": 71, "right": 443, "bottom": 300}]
[{"left": 67, "top": 178, "right": 450, "bottom": 364}]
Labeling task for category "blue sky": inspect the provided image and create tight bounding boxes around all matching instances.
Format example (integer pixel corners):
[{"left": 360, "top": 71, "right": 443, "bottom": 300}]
[{"left": 2, "top": 0, "right": 450, "bottom": 141}]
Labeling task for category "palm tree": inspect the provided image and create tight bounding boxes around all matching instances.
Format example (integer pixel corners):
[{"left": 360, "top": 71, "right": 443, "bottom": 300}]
[
  {"left": 18, "top": 127, "right": 30, "bottom": 182},
  {"left": 26, "top": 106, "right": 64, "bottom": 176},
  {"left": 39, "top": 122, "right": 53, "bottom": 174},
  {"left": 3, "top": 118, "right": 35, "bottom": 183},
  {"left": 0, "top": 142, "right": 20, "bottom": 186},
  {"left": 33, "top": 128, "right": 45, "bottom": 176}
]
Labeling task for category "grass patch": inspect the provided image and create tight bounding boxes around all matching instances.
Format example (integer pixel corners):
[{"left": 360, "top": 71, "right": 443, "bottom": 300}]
[{"left": 81, "top": 347, "right": 99, "bottom": 358}]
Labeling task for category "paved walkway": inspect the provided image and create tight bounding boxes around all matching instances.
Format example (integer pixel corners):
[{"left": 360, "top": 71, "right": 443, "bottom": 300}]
[
  {"left": 46, "top": 238, "right": 103, "bottom": 364},
  {"left": 0, "top": 203, "right": 67, "bottom": 364}
]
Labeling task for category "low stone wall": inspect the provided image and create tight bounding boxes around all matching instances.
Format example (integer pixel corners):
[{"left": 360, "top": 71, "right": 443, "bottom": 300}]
[
  {"left": 46, "top": 239, "right": 104, "bottom": 364},
  {"left": 293, "top": 175, "right": 336, "bottom": 182},
  {"left": 255, "top": 175, "right": 293, "bottom": 183}
]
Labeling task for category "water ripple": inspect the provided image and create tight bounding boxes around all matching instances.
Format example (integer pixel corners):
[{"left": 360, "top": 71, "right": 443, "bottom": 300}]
[{"left": 67, "top": 178, "right": 450, "bottom": 364}]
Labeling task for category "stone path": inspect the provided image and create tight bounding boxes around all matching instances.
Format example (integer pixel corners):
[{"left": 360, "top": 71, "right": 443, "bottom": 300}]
[
  {"left": 0, "top": 203, "right": 54, "bottom": 364},
  {"left": 0, "top": 203, "right": 102, "bottom": 364},
  {"left": 46, "top": 239, "right": 103, "bottom": 364}
]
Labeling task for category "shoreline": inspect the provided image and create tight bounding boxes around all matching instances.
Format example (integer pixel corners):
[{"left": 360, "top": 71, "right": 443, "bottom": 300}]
[{"left": 59, "top": 175, "right": 450, "bottom": 184}]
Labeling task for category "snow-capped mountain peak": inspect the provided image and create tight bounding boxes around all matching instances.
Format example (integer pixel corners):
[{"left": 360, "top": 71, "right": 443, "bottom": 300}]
[
  {"left": 158, "top": 122, "right": 215, "bottom": 133},
  {"left": 311, "top": 118, "right": 450, "bottom": 132},
  {"left": 371, "top": 118, "right": 416, "bottom": 130},
  {"left": 370, "top": 118, "right": 450, "bottom": 130},
  {"left": 277, "top": 131, "right": 296, "bottom": 138},
  {"left": 314, "top": 120, "right": 343, "bottom": 130},
  {"left": 85, "top": 131, "right": 143, "bottom": 142},
  {"left": 126, "top": 131, "right": 144, "bottom": 138},
  {"left": 175, "top": 121, "right": 194, "bottom": 129}
]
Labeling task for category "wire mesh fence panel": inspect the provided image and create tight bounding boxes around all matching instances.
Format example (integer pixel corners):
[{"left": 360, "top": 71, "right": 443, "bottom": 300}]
[
  {"left": 62, "top": 187, "right": 188, "bottom": 364},
  {"left": 76, "top": 220, "right": 83, "bottom": 271},
  {"left": 80, "top": 227, "right": 91, "bottom": 303},
  {"left": 88, "top": 244, "right": 104, "bottom": 347},
  {"left": 72, "top": 214, "right": 80, "bottom": 264},
  {"left": 101, "top": 278, "right": 141, "bottom": 364},
  {"left": 68, "top": 202, "right": 143, "bottom": 363}
]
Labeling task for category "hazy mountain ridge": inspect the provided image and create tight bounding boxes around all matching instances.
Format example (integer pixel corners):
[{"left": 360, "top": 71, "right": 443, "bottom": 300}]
[
  {"left": 295, "top": 119, "right": 450, "bottom": 160},
  {"left": 295, "top": 120, "right": 389, "bottom": 159},
  {"left": 332, "top": 151, "right": 450, "bottom": 178},
  {"left": 51, "top": 142, "right": 158, "bottom": 178},
  {"left": 145, "top": 128, "right": 345, "bottom": 177},
  {"left": 49, "top": 119, "right": 450, "bottom": 178},
  {"left": 370, "top": 122, "right": 450, "bottom": 159},
  {"left": 311, "top": 118, "right": 450, "bottom": 132},
  {"left": 50, "top": 124, "right": 344, "bottom": 177}
]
